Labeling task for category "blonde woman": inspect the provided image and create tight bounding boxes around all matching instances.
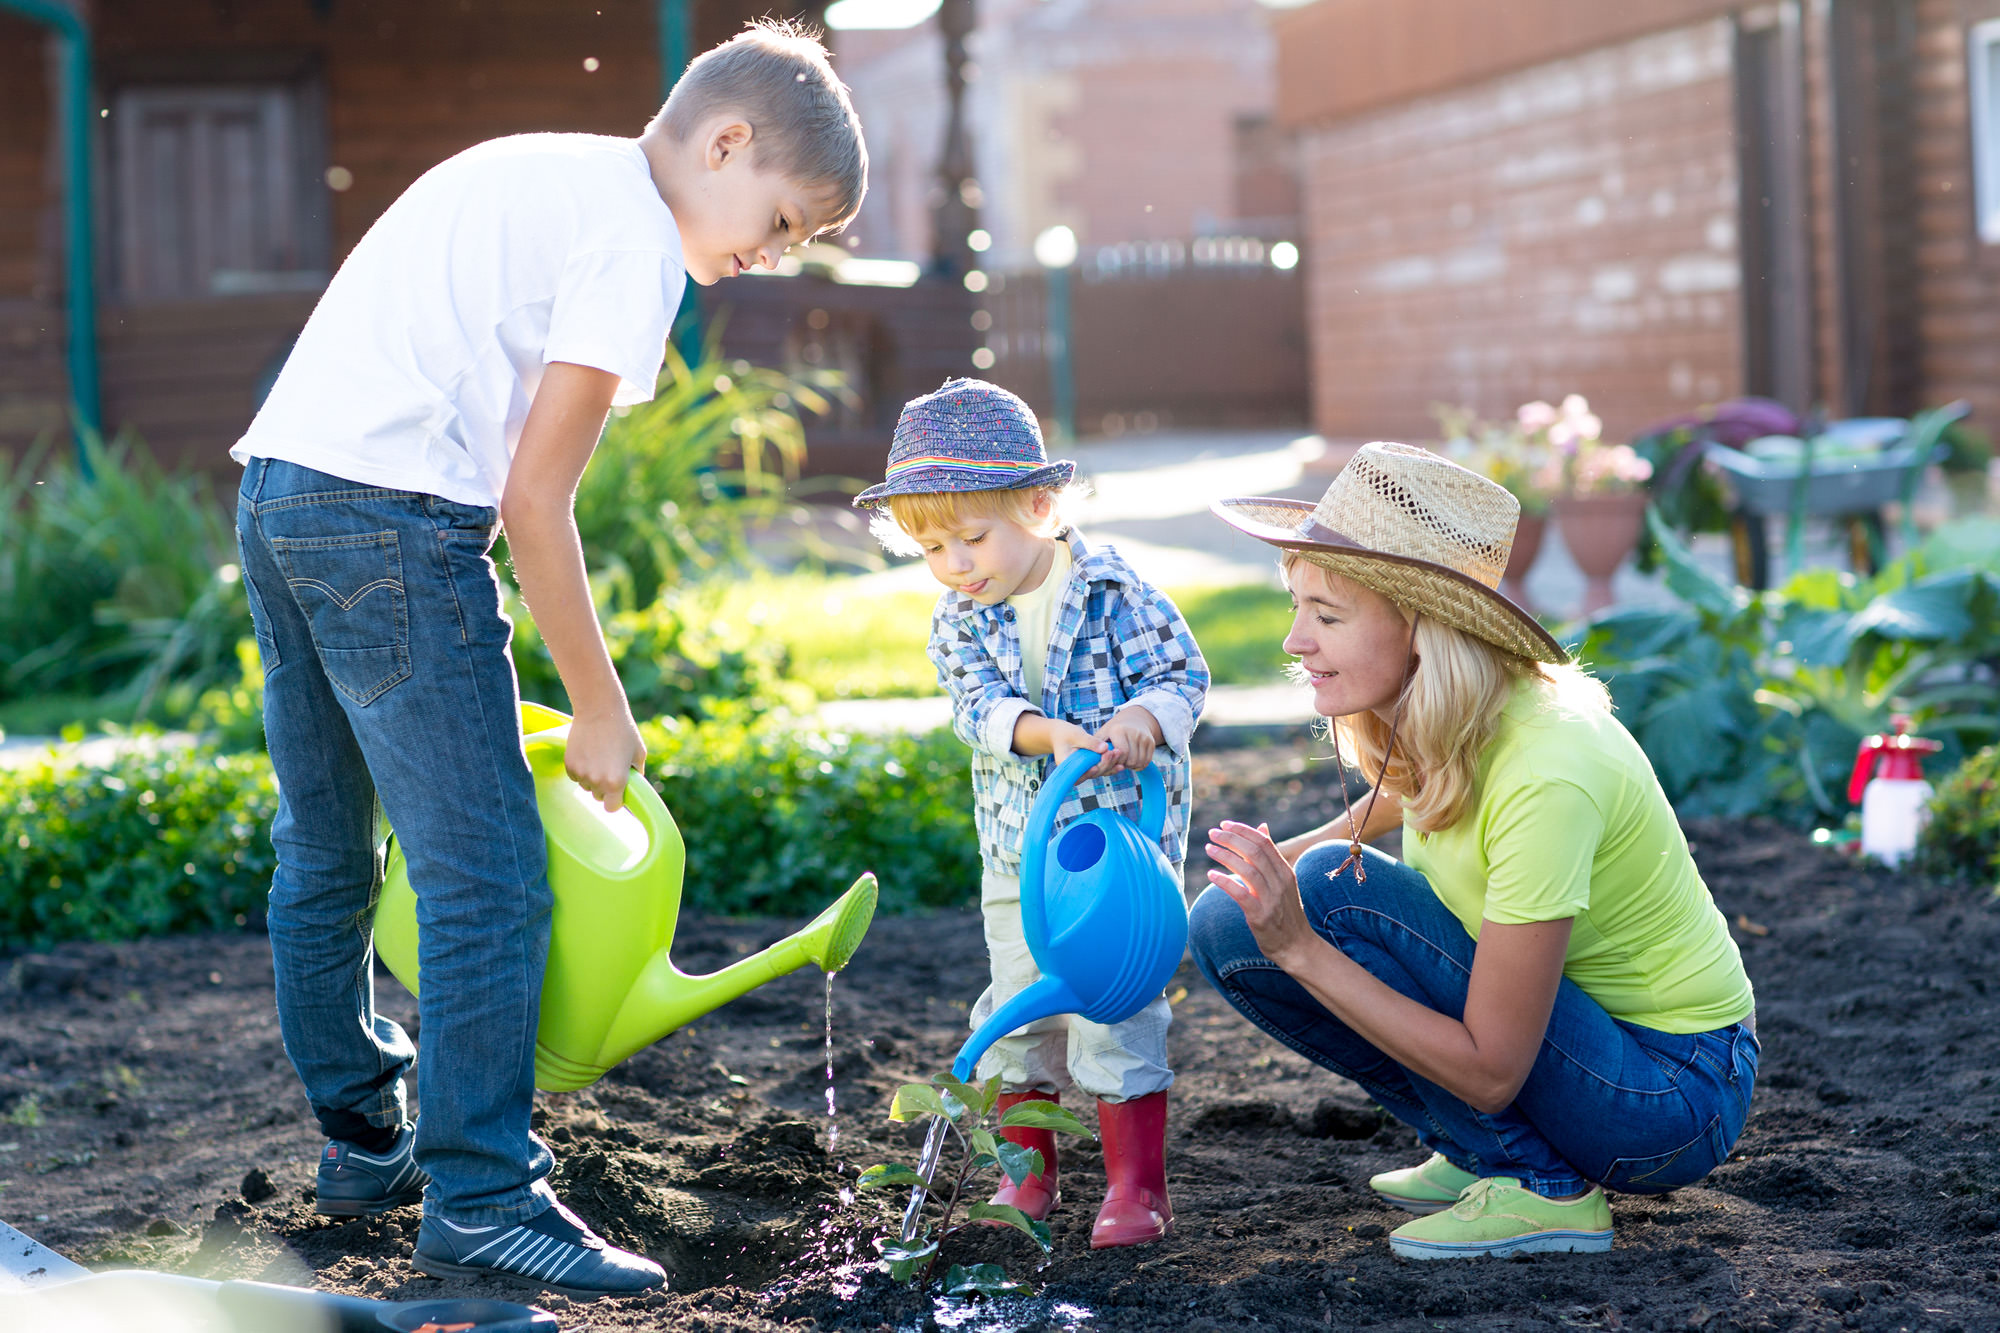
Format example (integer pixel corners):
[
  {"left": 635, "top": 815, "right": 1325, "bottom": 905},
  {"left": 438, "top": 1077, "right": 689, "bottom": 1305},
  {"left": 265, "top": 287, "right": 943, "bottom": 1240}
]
[{"left": 1192, "top": 443, "right": 1756, "bottom": 1259}]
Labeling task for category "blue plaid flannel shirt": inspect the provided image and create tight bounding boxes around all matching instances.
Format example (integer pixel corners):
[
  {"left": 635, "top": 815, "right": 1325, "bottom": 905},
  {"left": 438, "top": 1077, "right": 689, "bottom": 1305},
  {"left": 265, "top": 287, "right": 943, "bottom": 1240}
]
[{"left": 927, "top": 528, "right": 1209, "bottom": 874}]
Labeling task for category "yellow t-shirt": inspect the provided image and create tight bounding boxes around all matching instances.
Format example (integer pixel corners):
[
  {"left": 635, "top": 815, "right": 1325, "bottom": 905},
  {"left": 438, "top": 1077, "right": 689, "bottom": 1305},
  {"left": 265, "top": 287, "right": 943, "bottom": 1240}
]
[
  {"left": 1009, "top": 538, "right": 1073, "bottom": 710},
  {"left": 1401, "top": 677, "right": 1754, "bottom": 1034}
]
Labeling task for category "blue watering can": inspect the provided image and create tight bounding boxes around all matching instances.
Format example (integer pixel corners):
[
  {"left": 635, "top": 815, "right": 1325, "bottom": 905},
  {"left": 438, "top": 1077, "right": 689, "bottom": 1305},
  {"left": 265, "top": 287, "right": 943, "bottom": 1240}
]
[{"left": 951, "top": 747, "right": 1189, "bottom": 1080}]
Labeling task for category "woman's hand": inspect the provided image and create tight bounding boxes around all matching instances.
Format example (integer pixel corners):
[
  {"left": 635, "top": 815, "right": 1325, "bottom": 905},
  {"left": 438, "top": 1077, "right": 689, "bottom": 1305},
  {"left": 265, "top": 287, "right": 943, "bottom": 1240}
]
[{"left": 1205, "top": 820, "right": 1320, "bottom": 970}]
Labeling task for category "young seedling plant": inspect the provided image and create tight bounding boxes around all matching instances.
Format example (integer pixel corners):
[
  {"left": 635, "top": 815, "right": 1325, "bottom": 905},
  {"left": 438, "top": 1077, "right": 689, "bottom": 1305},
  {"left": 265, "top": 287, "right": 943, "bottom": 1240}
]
[{"left": 858, "top": 1073, "right": 1091, "bottom": 1298}]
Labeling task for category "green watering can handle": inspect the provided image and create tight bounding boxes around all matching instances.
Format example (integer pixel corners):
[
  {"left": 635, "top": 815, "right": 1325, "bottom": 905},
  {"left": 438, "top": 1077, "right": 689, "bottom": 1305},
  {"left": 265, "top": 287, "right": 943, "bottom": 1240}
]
[{"left": 522, "top": 723, "right": 676, "bottom": 874}]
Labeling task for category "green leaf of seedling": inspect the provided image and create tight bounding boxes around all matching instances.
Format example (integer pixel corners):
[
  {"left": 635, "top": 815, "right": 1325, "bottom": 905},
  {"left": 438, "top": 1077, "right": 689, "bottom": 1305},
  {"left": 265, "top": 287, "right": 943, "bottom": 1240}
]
[
  {"left": 994, "top": 1141, "right": 1044, "bottom": 1187},
  {"left": 944, "top": 1263, "right": 1026, "bottom": 1298},
  {"left": 889, "top": 1084, "right": 947, "bottom": 1123},
  {"left": 969, "top": 1128, "right": 1000, "bottom": 1160},
  {"left": 998, "top": 1101, "right": 1092, "bottom": 1137},
  {"left": 968, "top": 1152, "right": 999, "bottom": 1173},
  {"left": 936, "top": 1073, "right": 995, "bottom": 1119},
  {"left": 965, "top": 1204, "right": 1053, "bottom": 1251},
  {"left": 876, "top": 1237, "right": 939, "bottom": 1283},
  {"left": 856, "top": 1163, "right": 927, "bottom": 1189},
  {"left": 939, "top": 1088, "right": 969, "bottom": 1122}
]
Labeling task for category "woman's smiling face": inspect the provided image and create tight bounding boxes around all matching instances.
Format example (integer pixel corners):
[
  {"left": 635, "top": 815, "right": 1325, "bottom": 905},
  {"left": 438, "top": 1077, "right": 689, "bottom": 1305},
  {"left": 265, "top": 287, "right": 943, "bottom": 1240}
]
[{"left": 1282, "top": 559, "right": 1414, "bottom": 720}]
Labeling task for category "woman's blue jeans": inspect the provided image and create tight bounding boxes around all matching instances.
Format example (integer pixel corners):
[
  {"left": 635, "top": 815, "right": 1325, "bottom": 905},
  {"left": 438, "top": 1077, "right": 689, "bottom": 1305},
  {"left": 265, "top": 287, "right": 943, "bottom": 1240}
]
[
  {"left": 237, "top": 458, "right": 553, "bottom": 1225},
  {"left": 1188, "top": 842, "right": 1757, "bottom": 1197}
]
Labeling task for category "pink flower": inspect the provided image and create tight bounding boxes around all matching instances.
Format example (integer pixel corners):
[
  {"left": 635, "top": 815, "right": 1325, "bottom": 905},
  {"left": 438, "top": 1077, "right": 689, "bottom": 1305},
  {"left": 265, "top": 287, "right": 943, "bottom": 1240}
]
[{"left": 1516, "top": 400, "right": 1558, "bottom": 431}]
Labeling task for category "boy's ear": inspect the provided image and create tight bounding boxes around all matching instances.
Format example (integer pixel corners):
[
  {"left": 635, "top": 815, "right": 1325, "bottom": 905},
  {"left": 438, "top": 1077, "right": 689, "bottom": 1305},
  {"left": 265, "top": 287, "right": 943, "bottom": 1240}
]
[
  {"left": 1032, "top": 490, "right": 1053, "bottom": 518},
  {"left": 707, "top": 119, "right": 755, "bottom": 169}
]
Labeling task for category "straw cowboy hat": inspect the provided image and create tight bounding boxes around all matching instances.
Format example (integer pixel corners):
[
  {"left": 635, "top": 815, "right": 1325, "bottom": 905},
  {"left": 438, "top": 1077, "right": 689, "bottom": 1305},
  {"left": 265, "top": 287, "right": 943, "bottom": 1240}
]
[{"left": 1211, "top": 441, "right": 1568, "bottom": 664}]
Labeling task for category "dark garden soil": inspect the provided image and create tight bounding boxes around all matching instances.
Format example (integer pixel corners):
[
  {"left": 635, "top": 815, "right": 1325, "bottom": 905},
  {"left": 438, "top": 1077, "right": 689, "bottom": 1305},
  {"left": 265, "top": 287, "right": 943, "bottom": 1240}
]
[{"left": 5, "top": 740, "right": 2000, "bottom": 1332}]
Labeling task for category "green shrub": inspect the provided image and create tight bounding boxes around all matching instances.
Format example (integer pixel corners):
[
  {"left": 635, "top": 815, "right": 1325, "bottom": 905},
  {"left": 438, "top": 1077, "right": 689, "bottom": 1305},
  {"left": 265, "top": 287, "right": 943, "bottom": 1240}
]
[
  {"left": 564, "top": 345, "right": 845, "bottom": 612},
  {"left": 1915, "top": 744, "right": 2000, "bottom": 889},
  {"left": 0, "top": 710, "right": 978, "bottom": 950},
  {"left": 1573, "top": 510, "right": 2000, "bottom": 822},
  {"left": 0, "top": 430, "right": 247, "bottom": 721},
  {"left": 642, "top": 707, "right": 978, "bottom": 917},
  {"left": 0, "top": 745, "right": 277, "bottom": 951},
  {"left": 511, "top": 585, "right": 808, "bottom": 722}
]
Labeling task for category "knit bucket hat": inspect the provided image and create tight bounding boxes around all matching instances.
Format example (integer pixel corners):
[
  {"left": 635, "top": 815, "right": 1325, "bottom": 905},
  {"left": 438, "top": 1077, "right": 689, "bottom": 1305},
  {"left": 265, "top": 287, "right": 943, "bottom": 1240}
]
[
  {"left": 1211, "top": 442, "right": 1568, "bottom": 664},
  {"left": 853, "top": 378, "right": 1075, "bottom": 508}
]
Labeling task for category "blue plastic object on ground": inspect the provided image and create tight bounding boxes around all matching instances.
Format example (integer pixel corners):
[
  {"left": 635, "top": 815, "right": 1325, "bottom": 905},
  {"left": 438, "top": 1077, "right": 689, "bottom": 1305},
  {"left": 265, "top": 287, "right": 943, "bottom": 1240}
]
[{"left": 951, "top": 748, "right": 1189, "bottom": 1081}]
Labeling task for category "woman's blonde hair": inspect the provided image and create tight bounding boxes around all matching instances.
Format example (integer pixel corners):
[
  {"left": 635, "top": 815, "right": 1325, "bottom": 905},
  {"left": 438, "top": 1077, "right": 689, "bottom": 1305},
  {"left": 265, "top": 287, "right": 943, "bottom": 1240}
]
[
  {"left": 872, "top": 486, "right": 1071, "bottom": 556},
  {"left": 1282, "top": 553, "right": 1610, "bottom": 833}
]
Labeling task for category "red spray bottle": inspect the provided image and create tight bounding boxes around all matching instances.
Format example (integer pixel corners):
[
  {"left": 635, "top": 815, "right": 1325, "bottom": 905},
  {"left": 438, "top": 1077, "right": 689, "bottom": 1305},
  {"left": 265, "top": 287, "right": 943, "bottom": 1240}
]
[{"left": 1847, "top": 714, "right": 1942, "bottom": 867}]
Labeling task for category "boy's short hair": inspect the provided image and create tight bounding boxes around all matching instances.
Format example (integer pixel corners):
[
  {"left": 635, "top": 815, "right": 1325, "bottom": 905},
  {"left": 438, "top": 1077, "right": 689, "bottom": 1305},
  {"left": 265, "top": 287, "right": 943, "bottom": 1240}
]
[
  {"left": 652, "top": 18, "right": 867, "bottom": 236},
  {"left": 873, "top": 487, "right": 1071, "bottom": 558}
]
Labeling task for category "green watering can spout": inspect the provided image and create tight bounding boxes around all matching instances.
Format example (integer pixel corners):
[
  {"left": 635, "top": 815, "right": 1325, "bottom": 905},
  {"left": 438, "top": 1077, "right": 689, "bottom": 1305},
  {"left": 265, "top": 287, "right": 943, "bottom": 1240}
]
[{"left": 373, "top": 703, "right": 879, "bottom": 1091}]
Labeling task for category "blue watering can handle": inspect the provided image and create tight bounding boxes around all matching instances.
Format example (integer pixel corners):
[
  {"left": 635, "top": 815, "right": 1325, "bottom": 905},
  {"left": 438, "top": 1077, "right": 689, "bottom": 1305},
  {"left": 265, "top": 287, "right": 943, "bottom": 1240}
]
[{"left": 1018, "top": 747, "right": 1167, "bottom": 958}]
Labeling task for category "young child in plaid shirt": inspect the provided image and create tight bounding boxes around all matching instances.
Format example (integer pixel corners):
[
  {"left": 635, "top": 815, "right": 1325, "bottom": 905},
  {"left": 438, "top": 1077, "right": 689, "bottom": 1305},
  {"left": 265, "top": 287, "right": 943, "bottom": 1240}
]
[{"left": 856, "top": 378, "right": 1208, "bottom": 1248}]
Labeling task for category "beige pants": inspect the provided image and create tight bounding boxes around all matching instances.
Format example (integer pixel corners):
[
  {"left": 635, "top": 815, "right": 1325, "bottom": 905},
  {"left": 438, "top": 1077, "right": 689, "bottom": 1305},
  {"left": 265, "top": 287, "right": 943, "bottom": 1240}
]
[{"left": 970, "top": 868, "right": 1174, "bottom": 1102}]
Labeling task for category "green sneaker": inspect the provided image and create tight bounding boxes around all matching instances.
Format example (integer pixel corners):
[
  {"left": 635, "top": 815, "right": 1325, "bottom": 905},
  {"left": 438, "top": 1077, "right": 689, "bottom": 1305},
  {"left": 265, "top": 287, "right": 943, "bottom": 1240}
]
[
  {"left": 1368, "top": 1153, "right": 1480, "bottom": 1215},
  {"left": 1388, "top": 1177, "right": 1613, "bottom": 1260}
]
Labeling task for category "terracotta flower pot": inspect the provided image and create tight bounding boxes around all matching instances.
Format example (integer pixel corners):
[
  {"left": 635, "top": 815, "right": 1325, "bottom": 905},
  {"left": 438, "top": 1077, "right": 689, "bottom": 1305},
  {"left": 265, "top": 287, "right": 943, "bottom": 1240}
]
[
  {"left": 1501, "top": 512, "right": 1546, "bottom": 613},
  {"left": 1553, "top": 492, "right": 1648, "bottom": 618}
]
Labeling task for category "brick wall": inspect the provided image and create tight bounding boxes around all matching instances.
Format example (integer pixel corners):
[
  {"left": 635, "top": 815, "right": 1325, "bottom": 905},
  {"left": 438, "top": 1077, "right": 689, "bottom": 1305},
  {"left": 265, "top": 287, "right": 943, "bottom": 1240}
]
[
  {"left": 1909, "top": 0, "right": 2000, "bottom": 432},
  {"left": 982, "top": 263, "right": 1308, "bottom": 433},
  {"left": 835, "top": 0, "right": 1282, "bottom": 269},
  {"left": 1293, "top": 19, "right": 1744, "bottom": 444}
]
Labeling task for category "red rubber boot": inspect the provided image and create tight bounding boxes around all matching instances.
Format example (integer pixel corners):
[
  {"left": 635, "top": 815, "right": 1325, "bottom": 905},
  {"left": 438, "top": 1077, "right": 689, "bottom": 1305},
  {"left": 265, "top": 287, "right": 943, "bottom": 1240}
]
[
  {"left": 1091, "top": 1091, "right": 1172, "bottom": 1248},
  {"left": 987, "top": 1091, "right": 1060, "bottom": 1220}
]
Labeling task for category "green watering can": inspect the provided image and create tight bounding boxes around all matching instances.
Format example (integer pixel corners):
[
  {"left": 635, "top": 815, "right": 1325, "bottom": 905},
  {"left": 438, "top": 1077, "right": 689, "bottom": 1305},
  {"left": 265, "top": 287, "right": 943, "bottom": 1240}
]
[{"left": 374, "top": 702, "right": 878, "bottom": 1091}]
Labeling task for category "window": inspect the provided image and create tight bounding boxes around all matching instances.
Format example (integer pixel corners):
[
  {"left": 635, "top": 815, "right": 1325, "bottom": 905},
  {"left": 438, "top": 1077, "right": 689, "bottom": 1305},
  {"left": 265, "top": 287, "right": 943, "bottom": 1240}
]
[
  {"left": 110, "top": 83, "right": 329, "bottom": 301},
  {"left": 1973, "top": 19, "right": 2000, "bottom": 244}
]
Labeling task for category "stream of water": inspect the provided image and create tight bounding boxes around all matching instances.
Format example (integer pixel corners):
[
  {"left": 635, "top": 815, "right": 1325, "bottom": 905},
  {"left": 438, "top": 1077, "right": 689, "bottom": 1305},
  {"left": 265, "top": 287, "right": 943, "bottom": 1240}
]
[
  {"left": 900, "top": 1113, "right": 950, "bottom": 1243},
  {"left": 824, "top": 973, "right": 853, "bottom": 1205}
]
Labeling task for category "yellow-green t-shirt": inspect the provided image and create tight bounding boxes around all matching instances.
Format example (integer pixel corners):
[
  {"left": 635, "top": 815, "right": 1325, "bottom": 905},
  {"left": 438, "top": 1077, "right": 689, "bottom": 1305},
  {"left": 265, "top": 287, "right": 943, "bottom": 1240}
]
[{"left": 1401, "top": 678, "right": 1754, "bottom": 1034}]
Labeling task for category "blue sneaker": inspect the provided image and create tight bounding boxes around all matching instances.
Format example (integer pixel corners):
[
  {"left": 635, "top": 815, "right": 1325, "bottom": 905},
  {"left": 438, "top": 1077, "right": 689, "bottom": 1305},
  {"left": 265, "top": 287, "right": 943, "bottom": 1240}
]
[
  {"left": 315, "top": 1122, "right": 428, "bottom": 1217},
  {"left": 412, "top": 1196, "right": 666, "bottom": 1298}
]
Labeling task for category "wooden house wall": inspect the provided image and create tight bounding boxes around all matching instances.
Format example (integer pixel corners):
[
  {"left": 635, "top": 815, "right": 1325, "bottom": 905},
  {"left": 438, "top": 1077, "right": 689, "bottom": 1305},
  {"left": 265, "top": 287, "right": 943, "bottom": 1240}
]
[
  {"left": 3, "top": 0, "right": 832, "bottom": 470},
  {"left": 1, "top": 14, "right": 67, "bottom": 445}
]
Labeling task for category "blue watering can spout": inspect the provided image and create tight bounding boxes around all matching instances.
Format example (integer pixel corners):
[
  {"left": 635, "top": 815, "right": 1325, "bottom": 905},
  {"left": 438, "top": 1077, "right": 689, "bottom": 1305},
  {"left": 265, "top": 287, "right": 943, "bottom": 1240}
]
[
  {"left": 952, "top": 747, "right": 1188, "bottom": 1082},
  {"left": 953, "top": 975, "right": 1086, "bottom": 1081}
]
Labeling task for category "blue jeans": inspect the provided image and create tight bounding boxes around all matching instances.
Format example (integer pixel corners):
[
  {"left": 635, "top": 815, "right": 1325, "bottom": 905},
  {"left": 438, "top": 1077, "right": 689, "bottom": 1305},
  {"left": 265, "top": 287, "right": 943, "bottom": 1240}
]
[
  {"left": 237, "top": 457, "right": 553, "bottom": 1225},
  {"left": 1188, "top": 842, "right": 1757, "bottom": 1198}
]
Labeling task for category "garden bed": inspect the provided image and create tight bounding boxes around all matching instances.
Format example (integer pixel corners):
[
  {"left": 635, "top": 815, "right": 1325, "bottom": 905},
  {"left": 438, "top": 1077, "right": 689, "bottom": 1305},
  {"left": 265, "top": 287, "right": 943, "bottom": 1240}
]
[{"left": 4, "top": 744, "right": 2000, "bottom": 1332}]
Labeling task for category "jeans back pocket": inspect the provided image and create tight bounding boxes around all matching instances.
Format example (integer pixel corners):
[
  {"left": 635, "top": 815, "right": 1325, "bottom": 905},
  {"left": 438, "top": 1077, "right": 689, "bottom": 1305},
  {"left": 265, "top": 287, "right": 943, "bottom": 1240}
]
[
  {"left": 1600, "top": 1114, "right": 1728, "bottom": 1194},
  {"left": 270, "top": 530, "right": 411, "bottom": 705}
]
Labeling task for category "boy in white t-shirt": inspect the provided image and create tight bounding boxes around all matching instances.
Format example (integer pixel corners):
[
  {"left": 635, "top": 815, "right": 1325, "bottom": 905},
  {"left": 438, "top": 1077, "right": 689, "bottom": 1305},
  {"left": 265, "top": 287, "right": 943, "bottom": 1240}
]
[{"left": 230, "top": 21, "right": 864, "bottom": 1297}]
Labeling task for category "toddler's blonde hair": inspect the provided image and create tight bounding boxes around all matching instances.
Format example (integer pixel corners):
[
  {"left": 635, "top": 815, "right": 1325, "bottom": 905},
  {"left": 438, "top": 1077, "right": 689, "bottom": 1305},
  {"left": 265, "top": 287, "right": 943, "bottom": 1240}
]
[
  {"left": 872, "top": 487, "right": 1070, "bottom": 557},
  {"left": 1282, "top": 554, "right": 1610, "bottom": 833}
]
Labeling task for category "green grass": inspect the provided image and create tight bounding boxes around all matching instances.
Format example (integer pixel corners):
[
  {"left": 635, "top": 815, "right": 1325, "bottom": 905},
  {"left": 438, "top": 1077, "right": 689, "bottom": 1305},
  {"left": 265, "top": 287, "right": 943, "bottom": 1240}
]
[
  {"left": 711, "top": 574, "right": 1293, "bottom": 701},
  {"left": 0, "top": 575, "right": 1296, "bottom": 741}
]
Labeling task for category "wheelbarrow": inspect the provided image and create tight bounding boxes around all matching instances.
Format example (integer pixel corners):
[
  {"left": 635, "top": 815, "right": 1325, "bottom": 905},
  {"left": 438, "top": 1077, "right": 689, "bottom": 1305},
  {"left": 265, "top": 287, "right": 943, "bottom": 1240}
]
[{"left": 1705, "top": 401, "right": 1967, "bottom": 587}]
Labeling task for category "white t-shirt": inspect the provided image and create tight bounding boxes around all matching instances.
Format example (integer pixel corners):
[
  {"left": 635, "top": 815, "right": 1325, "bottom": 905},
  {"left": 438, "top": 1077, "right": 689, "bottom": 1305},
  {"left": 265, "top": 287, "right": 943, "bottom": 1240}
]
[
  {"left": 1009, "top": 537, "right": 1073, "bottom": 711},
  {"left": 233, "top": 134, "right": 686, "bottom": 508}
]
